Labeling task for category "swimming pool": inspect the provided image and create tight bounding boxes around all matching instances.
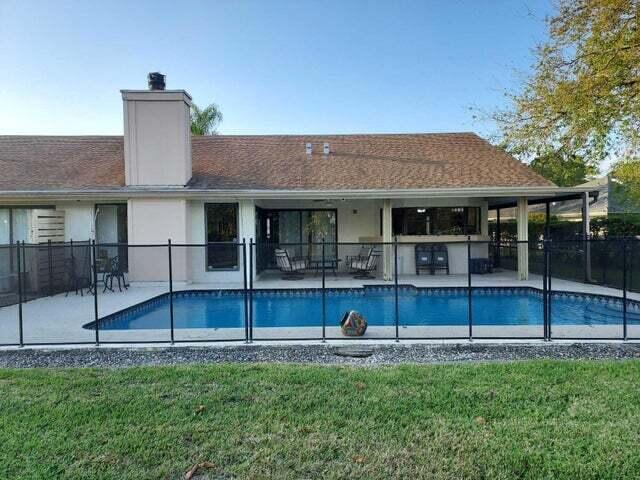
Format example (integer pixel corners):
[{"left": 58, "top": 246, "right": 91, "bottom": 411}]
[{"left": 85, "top": 287, "right": 640, "bottom": 331}]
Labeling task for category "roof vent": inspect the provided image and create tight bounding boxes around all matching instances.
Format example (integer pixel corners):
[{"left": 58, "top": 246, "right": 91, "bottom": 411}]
[
  {"left": 148, "top": 72, "right": 166, "bottom": 91},
  {"left": 323, "top": 142, "right": 330, "bottom": 155},
  {"left": 305, "top": 142, "right": 313, "bottom": 155}
]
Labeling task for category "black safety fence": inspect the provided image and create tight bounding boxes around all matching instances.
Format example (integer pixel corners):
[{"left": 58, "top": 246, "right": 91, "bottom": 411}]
[{"left": 0, "top": 237, "right": 638, "bottom": 347}]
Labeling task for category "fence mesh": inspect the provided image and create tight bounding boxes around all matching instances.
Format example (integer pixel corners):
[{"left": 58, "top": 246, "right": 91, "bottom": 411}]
[{"left": 0, "top": 238, "right": 635, "bottom": 345}]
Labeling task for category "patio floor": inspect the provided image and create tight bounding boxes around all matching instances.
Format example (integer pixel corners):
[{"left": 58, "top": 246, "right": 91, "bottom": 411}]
[{"left": 0, "top": 270, "right": 638, "bottom": 346}]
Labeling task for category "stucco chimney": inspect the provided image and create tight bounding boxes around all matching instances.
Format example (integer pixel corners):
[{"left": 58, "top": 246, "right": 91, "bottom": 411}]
[{"left": 121, "top": 74, "right": 192, "bottom": 186}]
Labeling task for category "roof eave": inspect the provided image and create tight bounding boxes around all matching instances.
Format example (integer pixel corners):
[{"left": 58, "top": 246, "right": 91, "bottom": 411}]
[{"left": 0, "top": 185, "right": 597, "bottom": 201}]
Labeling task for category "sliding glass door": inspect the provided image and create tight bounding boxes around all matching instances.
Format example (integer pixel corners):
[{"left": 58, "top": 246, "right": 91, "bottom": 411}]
[{"left": 256, "top": 209, "right": 337, "bottom": 271}]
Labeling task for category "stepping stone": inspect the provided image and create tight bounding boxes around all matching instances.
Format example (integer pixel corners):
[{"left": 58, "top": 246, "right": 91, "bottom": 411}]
[{"left": 332, "top": 346, "right": 374, "bottom": 358}]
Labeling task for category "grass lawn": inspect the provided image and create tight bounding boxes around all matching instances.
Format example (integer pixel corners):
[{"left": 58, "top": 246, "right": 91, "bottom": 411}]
[{"left": 1, "top": 360, "right": 640, "bottom": 479}]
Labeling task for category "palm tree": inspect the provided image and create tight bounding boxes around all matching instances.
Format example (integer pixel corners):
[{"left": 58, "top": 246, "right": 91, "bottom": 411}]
[{"left": 190, "top": 103, "right": 223, "bottom": 135}]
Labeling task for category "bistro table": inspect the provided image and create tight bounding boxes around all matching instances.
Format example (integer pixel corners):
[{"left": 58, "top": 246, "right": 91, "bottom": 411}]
[{"left": 309, "top": 257, "right": 342, "bottom": 276}]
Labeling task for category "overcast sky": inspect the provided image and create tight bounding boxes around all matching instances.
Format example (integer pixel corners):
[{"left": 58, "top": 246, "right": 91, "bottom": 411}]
[{"left": 0, "top": 0, "right": 553, "bottom": 137}]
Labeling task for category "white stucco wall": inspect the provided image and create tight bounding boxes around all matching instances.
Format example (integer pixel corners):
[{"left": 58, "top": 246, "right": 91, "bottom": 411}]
[
  {"left": 127, "top": 198, "right": 189, "bottom": 282},
  {"left": 122, "top": 90, "right": 192, "bottom": 186}
]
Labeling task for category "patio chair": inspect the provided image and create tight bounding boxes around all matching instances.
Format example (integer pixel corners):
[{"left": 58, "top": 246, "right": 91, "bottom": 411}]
[
  {"left": 432, "top": 245, "right": 449, "bottom": 275},
  {"left": 103, "top": 256, "right": 129, "bottom": 292},
  {"left": 274, "top": 248, "right": 307, "bottom": 280},
  {"left": 414, "top": 244, "right": 433, "bottom": 275},
  {"left": 345, "top": 246, "right": 373, "bottom": 267},
  {"left": 351, "top": 250, "right": 381, "bottom": 279},
  {"left": 64, "top": 255, "right": 91, "bottom": 297}
]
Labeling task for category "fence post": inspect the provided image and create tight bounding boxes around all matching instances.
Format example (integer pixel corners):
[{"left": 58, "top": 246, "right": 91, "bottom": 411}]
[
  {"left": 91, "top": 239, "right": 100, "bottom": 346},
  {"left": 47, "top": 238, "right": 53, "bottom": 296},
  {"left": 542, "top": 238, "right": 549, "bottom": 341},
  {"left": 321, "top": 238, "right": 326, "bottom": 343},
  {"left": 467, "top": 236, "right": 472, "bottom": 341},
  {"left": 495, "top": 208, "right": 501, "bottom": 268},
  {"left": 242, "top": 239, "right": 249, "bottom": 344},
  {"left": 249, "top": 239, "right": 254, "bottom": 343},
  {"left": 16, "top": 242, "right": 24, "bottom": 347},
  {"left": 394, "top": 237, "right": 399, "bottom": 342},
  {"left": 168, "top": 239, "right": 174, "bottom": 345},
  {"left": 547, "top": 241, "right": 552, "bottom": 340},
  {"left": 622, "top": 239, "right": 628, "bottom": 341}
]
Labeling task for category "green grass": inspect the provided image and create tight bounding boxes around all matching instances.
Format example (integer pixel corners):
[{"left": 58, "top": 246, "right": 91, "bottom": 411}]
[{"left": 1, "top": 361, "right": 640, "bottom": 479}]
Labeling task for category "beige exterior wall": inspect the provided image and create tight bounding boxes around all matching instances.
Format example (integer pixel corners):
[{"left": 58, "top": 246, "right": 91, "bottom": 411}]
[
  {"left": 127, "top": 198, "right": 189, "bottom": 282},
  {"left": 122, "top": 90, "right": 192, "bottom": 186}
]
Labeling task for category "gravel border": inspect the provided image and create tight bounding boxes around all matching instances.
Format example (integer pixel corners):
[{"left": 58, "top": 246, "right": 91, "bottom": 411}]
[{"left": 1, "top": 343, "right": 640, "bottom": 368}]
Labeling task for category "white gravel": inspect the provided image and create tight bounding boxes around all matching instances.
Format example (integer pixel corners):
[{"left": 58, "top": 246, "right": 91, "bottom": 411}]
[{"left": 1, "top": 343, "right": 639, "bottom": 368}]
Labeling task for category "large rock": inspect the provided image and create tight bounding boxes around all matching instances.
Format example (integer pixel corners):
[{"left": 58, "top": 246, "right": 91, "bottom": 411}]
[{"left": 340, "top": 310, "right": 368, "bottom": 337}]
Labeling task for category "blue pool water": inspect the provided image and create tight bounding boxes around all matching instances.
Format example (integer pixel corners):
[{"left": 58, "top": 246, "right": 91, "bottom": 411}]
[{"left": 86, "top": 287, "right": 640, "bottom": 330}]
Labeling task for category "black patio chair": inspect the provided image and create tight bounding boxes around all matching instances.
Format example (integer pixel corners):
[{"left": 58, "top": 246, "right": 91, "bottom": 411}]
[
  {"left": 103, "top": 256, "right": 129, "bottom": 292},
  {"left": 345, "top": 246, "right": 373, "bottom": 267},
  {"left": 350, "top": 250, "right": 381, "bottom": 279},
  {"left": 415, "top": 244, "right": 433, "bottom": 275},
  {"left": 64, "top": 255, "right": 91, "bottom": 297},
  {"left": 274, "top": 248, "right": 307, "bottom": 280},
  {"left": 432, "top": 245, "right": 449, "bottom": 275}
]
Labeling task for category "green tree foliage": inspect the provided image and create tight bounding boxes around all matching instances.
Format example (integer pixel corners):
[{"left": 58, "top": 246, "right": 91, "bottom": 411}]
[
  {"left": 190, "top": 103, "right": 223, "bottom": 135},
  {"left": 610, "top": 157, "right": 640, "bottom": 210},
  {"left": 529, "top": 150, "right": 597, "bottom": 186},
  {"left": 494, "top": 0, "right": 640, "bottom": 172}
]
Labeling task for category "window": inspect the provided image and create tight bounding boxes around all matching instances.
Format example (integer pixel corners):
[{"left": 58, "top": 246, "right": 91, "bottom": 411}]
[
  {"left": 206, "top": 203, "right": 239, "bottom": 270},
  {"left": 392, "top": 207, "right": 481, "bottom": 236},
  {"left": 0, "top": 208, "right": 31, "bottom": 245}
]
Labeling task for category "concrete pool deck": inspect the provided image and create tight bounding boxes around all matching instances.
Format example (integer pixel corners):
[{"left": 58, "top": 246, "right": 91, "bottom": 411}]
[{"left": 1, "top": 271, "right": 639, "bottom": 346}]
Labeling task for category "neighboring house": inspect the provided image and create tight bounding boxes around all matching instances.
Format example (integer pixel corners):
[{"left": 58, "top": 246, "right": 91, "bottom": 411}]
[{"left": 0, "top": 74, "right": 595, "bottom": 285}]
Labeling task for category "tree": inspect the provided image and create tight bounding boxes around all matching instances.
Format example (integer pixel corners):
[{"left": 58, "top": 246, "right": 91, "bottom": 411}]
[
  {"left": 190, "top": 103, "right": 223, "bottom": 135},
  {"left": 529, "top": 150, "right": 597, "bottom": 186},
  {"left": 493, "top": 0, "right": 640, "bottom": 174},
  {"left": 609, "top": 157, "right": 640, "bottom": 211}
]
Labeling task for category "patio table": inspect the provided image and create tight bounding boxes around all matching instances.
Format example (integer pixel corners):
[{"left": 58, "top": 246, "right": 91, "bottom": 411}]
[{"left": 309, "top": 258, "right": 341, "bottom": 276}]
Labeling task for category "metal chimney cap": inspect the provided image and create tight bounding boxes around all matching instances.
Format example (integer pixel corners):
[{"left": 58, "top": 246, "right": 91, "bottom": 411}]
[{"left": 148, "top": 72, "right": 166, "bottom": 91}]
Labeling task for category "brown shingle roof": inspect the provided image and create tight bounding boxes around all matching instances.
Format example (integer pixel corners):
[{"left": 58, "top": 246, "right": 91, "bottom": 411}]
[
  {"left": 0, "top": 136, "right": 124, "bottom": 190},
  {"left": 0, "top": 133, "right": 554, "bottom": 191}
]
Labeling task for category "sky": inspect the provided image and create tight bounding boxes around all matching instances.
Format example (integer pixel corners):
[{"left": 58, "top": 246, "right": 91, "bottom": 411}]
[{"left": 0, "top": 0, "right": 553, "bottom": 137}]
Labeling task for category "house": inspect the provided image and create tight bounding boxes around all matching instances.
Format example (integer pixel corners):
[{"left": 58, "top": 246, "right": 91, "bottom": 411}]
[{"left": 0, "top": 73, "right": 596, "bottom": 287}]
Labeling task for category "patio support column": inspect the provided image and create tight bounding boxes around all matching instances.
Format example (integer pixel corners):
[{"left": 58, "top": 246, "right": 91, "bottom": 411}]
[
  {"left": 582, "top": 192, "right": 592, "bottom": 282},
  {"left": 239, "top": 199, "right": 256, "bottom": 282},
  {"left": 516, "top": 196, "right": 529, "bottom": 280},
  {"left": 382, "top": 199, "right": 393, "bottom": 281}
]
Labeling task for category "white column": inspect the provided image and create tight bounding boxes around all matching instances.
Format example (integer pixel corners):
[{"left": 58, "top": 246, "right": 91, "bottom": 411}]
[
  {"left": 516, "top": 196, "right": 529, "bottom": 280},
  {"left": 239, "top": 199, "right": 256, "bottom": 281},
  {"left": 382, "top": 199, "right": 392, "bottom": 281}
]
